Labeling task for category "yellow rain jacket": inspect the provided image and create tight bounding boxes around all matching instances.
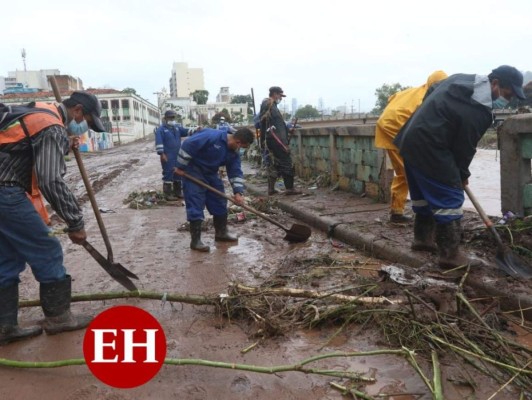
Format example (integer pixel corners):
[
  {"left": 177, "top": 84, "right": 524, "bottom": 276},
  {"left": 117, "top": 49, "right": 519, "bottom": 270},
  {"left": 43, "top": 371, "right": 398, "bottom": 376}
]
[{"left": 375, "top": 70, "right": 448, "bottom": 150}]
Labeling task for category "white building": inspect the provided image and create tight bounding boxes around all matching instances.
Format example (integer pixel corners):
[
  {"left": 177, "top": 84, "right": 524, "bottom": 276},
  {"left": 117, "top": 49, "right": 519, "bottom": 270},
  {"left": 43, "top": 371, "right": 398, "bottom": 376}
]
[
  {"left": 169, "top": 62, "right": 205, "bottom": 98},
  {"left": 96, "top": 90, "right": 160, "bottom": 144},
  {"left": 0, "top": 89, "right": 160, "bottom": 149},
  {"left": 216, "top": 87, "right": 232, "bottom": 103},
  {"left": 1, "top": 69, "right": 83, "bottom": 94},
  {"left": 162, "top": 97, "right": 249, "bottom": 126}
]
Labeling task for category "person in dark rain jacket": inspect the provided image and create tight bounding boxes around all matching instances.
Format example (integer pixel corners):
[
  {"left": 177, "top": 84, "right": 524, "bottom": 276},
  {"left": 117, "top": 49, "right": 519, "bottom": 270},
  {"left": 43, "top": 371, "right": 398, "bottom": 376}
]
[{"left": 394, "top": 65, "right": 526, "bottom": 269}]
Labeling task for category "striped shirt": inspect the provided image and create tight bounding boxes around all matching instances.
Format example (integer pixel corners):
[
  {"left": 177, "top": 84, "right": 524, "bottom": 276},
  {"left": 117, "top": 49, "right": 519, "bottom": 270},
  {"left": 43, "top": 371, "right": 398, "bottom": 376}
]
[{"left": 0, "top": 124, "right": 84, "bottom": 231}]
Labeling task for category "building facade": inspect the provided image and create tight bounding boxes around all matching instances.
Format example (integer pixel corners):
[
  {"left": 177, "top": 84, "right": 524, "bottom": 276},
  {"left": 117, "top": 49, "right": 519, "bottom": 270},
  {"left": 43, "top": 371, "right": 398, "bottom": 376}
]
[
  {"left": 168, "top": 62, "right": 205, "bottom": 98},
  {"left": 96, "top": 90, "right": 160, "bottom": 145},
  {"left": 0, "top": 89, "right": 160, "bottom": 150},
  {"left": 1, "top": 69, "right": 83, "bottom": 95},
  {"left": 216, "top": 87, "right": 232, "bottom": 103}
]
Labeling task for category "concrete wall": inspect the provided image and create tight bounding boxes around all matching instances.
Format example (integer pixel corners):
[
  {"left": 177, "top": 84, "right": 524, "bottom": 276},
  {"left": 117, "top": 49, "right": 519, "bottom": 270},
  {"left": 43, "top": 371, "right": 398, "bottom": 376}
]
[
  {"left": 284, "top": 114, "right": 532, "bottom": 212},
  {"left": 291, "top": 125, "right": 391, "bottom": 201},
  {"left": 499, "top": 114, "right": 532, "bottom": 216}
]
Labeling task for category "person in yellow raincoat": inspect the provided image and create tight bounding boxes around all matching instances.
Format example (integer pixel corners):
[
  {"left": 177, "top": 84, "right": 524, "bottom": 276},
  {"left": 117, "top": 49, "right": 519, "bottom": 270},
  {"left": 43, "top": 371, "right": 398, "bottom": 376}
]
[{"left": 375, "top": 70, "right": 448, "bottom": 224}]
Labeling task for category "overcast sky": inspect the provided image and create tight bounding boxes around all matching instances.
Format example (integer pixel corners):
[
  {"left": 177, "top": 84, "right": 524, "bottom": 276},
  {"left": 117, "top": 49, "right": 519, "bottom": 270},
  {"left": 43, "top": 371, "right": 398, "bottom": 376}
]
[{"left": 2, "top": 0, "right": 531, "bottom": 113}]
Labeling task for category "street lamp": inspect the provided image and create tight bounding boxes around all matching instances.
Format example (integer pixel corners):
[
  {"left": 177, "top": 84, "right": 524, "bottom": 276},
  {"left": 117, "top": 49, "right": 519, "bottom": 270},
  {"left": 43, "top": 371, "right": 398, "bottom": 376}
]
[{"left": 111, "top": 107, "right": 121, "bottom": 145}]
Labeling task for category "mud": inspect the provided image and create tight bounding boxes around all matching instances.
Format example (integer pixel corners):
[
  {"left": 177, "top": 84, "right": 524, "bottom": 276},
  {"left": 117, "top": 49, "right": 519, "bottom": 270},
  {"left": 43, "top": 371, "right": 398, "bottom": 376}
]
[{"left": 0, "top": 138, "right": 529, "bottom": 399}]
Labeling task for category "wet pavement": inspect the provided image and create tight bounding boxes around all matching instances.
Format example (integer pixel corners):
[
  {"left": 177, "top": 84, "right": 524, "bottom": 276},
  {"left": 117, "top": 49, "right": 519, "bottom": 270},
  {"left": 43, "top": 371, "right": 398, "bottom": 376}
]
[{"left": 0, "top": 138, "right": 529, "bottom": 400}]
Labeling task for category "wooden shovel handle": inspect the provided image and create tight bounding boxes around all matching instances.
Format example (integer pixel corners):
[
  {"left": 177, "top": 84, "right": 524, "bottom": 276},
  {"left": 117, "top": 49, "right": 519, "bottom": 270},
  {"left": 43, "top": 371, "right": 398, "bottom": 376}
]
[
  {"left": 464, "top": 186, "right": 504, "bottom": 248},
  {"left": 181, "top": 172, "right": 290, "bottom": 231},
  {"left": 48, "top": 76, "right": 114, "bottom": 262}
]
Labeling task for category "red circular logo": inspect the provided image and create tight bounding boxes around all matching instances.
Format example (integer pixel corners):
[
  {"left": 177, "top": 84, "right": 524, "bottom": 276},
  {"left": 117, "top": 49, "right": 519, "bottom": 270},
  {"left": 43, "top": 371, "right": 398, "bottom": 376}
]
[{"left": 83, "top": 305, "right": 167, "bottom": 388}]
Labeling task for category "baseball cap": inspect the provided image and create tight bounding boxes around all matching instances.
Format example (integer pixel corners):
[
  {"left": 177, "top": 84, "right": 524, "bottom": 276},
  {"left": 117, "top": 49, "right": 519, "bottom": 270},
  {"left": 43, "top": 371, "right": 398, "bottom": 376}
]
[
  {"left": 491, "top": 65, "right": 526, "bottom": 100},
  {"left": 269, "top": 86, "right": 286, "bottom": 97},
  {"left": 164, "top": 109, "right": 177, "bottom": 118},
  {"left": 68, "top": 91, "right": 106, "bottom": 132}
]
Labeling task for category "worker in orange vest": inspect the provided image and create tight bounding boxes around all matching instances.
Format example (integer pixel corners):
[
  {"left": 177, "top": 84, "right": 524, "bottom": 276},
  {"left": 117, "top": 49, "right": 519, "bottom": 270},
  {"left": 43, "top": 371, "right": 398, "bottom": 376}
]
[{"left": 0, "top": 91, "right": 105, "bottom": 345}]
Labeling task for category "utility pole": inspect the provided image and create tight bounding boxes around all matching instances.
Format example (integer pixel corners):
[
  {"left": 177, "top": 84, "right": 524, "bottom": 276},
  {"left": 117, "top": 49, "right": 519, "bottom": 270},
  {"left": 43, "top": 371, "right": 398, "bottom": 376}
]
[
  {"left": 111, "top": 107, "right": 121, "bottom": 146},
  {"left": 21, "top": 48, "right": 28, "bottom": 88},
  {"left": 358, "top": 99, "right": 361, "bottom": 118}
]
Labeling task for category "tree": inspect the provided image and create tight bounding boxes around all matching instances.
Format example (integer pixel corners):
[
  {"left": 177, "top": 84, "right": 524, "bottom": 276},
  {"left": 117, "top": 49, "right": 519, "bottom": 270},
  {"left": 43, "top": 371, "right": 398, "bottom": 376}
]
[
  {"left": 191, "top": 90, "right": 209, "bottom": 105},
  {"left": 372, "top": 83, "right": 409, "bottom": 114},
  {"left": 163, "top": 103, "right": 184, "bottom": 123},
  {"left": 231, "top": 95, "right": 253, "bottom": 115},
  {"left": 122, "top": 87, "right": 137, "bottom": 95},
  {"left": 295, "top": 105, "right": 320, "bottom": 119}
]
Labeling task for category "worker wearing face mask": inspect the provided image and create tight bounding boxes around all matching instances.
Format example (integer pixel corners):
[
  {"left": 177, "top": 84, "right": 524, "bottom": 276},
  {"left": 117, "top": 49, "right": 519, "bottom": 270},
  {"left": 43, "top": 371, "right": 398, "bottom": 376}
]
[
  {"left": 394, "top": 65, "right": 526, "bottom": 270},
  {"left": 0, "top": 91, "right": 105, "bottom": 345},
  {"left": 259, "top": 86, "right": 301, "bottom": 196},
  {"left": 155, "top": 110, "right": 195, "bottom": 200}
]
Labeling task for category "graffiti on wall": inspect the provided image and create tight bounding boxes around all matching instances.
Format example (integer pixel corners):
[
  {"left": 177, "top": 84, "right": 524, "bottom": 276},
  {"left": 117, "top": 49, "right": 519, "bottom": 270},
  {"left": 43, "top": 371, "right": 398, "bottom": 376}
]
[{"left": 78, "top": 130, "right": 114, "bottom": 152}]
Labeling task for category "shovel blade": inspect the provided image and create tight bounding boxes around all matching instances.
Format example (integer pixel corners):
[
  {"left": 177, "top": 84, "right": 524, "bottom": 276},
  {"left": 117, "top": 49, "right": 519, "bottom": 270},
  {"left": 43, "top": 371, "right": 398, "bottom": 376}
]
[
  {"left": 283, "top": 224, "right": 312, "bottom": 243},
  {"left": 496, "top": 247, "right": 532, "bottom": 279},
  {"left": 82, "top": 241, "right": 139, "bottom": 291}
]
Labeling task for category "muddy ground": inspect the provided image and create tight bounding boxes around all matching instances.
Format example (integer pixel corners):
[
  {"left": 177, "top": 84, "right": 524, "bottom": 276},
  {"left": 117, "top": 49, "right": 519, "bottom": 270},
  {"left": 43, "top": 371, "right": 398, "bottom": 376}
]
[{"left": 0, "top": 137, "right": 530, "bottom": 400}]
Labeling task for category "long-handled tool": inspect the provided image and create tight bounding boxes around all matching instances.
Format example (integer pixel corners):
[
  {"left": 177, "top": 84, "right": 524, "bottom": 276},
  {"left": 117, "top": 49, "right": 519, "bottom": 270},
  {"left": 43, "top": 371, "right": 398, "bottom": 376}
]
[
  {"left": 182, "top": 172, "right": 311, "bottom": 243},
  {"left": 81, "top": 241, "right": 139, "bottom": 291},
  {"left": 48, "top": 76, "right": 139, "bottom": 290},
  {"left": 464, "top": 186, "right": 532, "bottom": 279}
]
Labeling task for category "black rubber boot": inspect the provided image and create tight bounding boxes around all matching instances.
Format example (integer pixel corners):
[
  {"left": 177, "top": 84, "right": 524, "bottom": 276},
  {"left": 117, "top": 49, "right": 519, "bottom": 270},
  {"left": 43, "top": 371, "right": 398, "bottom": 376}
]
[
  {"left": 213, "top": 214, "right": 238, "bottom": 242},
  {"left": 0, "top": 283, "right": 43, "bottom": 345},
  {"left": 40, "top": 275, "right": 92, "bottom": 335},
  {"left": 390, "top": 213, "right": 412, "bottom": 223},
  {"left": 172, "top": 181, "right": 183, "bottom": 198},
  {"left": 411, "top": 214, "right": 437, "bottom": 253},
  {"left": 436, "top": 220, "right": 484, "bottom": 269},
  {"left": 190, "top": 220, "right": 210, "bottom": 252},
  {"left": 163, "top": 182, "right": 178, "bottom": 201},
  {"left": 283, "top": 175, "right": 301, "bottom": 195},
  {"left": 268, "top": 177, "right": 278, "bottom": 195}
]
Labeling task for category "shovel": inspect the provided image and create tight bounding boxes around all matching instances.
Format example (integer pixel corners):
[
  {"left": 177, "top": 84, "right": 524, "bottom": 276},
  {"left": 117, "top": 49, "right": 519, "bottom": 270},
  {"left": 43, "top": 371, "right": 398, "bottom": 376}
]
[
  {"left": 465, "top": 186, "right": 532, "bottom": 279},
  {"left": 48, "top": 76, "right": 139, "bottom": 289},
  {"left": 81, "top": 241, "right": 139, "bottom": 291},
  {"left": 182, "top": 172, "right": 311, "bottom": 243}
]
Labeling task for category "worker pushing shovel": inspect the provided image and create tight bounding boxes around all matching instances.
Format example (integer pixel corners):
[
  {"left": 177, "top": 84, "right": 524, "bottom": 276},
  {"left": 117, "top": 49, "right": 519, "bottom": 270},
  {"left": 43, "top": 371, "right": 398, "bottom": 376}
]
[{"left": 174, "top": 127, "right": 255, "bottom": 252}]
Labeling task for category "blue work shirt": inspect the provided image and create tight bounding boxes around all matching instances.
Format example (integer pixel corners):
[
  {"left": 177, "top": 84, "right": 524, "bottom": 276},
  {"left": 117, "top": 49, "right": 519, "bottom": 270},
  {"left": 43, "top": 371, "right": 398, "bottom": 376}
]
[
  {"left": 155, "top": 123, "right": 190, "bottom": 154},
  {"left": 176, "top": 128, "right": 245, "bottom": 194}
]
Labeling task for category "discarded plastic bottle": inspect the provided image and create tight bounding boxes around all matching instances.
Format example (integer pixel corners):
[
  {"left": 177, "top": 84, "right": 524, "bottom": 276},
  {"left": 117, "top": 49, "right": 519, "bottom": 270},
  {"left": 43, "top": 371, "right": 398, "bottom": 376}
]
[{"left": 498, "top": 211, "right": 516, "bottom": 225}]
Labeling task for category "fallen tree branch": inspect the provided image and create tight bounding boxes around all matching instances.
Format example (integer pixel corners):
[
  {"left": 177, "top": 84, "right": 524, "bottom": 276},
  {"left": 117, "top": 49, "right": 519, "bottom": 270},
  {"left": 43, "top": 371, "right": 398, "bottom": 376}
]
[
  {"left": 231, "top": 283, "right": 403, "bottom": 305},
  {"left": 0, "top": 349, "right": 416, "bottom": 382},
  {"left": 19, "top": 290, "right": 218, "bottom": 308}
]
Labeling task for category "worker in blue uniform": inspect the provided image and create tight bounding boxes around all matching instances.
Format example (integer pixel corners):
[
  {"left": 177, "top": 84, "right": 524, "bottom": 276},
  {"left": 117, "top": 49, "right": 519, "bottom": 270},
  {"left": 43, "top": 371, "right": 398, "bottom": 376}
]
[
  {"left": 155, "top": 110, "right": 192, "bottom": 200},
  {"left": 174, "top": 127, "right": 255, "bottom": 251},
  {"left": 217, "top": 116, "right": 236, "bottom": 133}
]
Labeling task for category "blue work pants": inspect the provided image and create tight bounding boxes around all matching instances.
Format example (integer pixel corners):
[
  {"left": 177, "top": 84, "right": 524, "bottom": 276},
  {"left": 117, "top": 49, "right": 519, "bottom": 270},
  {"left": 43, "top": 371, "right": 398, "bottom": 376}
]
[
  {"left": 182, "top": 168, "right": 227, "bottom": 221},
  {"left": 405, "top": 163, "right": 464, "bottom": 224},
  {"left": 161, "top": 149, "right": 182, "bottom": 184},
  {"left": 0, "top": 186, "right": 66, "bottom": 287}
]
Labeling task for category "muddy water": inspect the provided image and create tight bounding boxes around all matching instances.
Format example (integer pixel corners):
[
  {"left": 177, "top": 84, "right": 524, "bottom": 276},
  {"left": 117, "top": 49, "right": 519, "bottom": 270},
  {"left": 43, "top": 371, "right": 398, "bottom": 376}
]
[
  {"left": 0, "top": 139, "right": 524, "bottom": 399},
  {"left": 466, "top": 148, "right": 502, "bottom": 217}
]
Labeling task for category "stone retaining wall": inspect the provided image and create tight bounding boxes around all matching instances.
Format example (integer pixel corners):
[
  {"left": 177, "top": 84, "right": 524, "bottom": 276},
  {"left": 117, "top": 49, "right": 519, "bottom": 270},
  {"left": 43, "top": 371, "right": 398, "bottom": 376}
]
[{"left": 290, "top": 125, "right": 391, "bottom": 201}]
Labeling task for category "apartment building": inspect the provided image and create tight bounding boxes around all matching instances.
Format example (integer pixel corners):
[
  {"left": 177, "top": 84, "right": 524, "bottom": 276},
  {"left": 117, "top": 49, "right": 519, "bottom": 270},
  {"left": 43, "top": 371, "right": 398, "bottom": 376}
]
[{"left": 168, "top": 62, "right": 205, "bottom": 98}]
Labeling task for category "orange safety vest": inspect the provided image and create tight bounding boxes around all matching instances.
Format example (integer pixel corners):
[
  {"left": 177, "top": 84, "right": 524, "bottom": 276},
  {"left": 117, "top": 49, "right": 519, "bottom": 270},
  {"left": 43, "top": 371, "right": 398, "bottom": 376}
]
[{"left": 0, "top": 102, "right": 64, "bottom": 225}]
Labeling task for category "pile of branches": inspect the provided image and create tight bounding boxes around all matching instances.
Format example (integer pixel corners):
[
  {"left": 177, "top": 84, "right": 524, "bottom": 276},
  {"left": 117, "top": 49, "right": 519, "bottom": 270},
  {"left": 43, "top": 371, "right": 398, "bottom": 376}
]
[
  {"left": 123, "top": 190, "right": 169, "bottom": 209},
  {"left": 222, "top": 280, "right": 532, "bottom": 393}
]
